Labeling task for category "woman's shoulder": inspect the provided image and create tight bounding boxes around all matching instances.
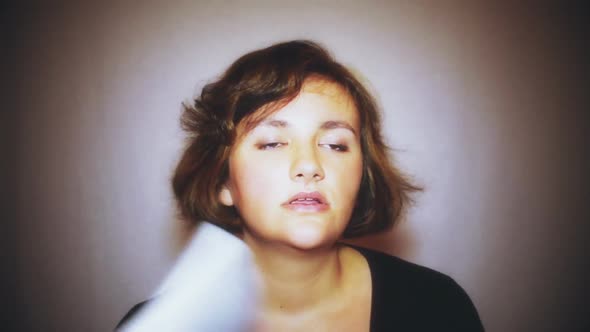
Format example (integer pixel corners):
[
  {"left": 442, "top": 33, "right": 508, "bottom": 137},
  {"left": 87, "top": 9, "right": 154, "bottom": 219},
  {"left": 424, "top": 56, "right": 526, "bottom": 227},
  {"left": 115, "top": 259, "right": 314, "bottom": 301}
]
[
  {"left": 352, "top": 245, "right": 454, "bottom": 287},
  {"left": 350, "top": 245, "right": 485, "bottom": 331}
]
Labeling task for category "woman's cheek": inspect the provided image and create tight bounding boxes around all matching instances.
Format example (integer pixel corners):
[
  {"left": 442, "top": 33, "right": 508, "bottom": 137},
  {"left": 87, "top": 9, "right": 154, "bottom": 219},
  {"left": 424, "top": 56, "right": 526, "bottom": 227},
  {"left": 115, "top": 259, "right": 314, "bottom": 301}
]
[
  {"left": 333, "top": 156, "right": 363, "bottom": 201},
  {"left": 241, "top": 160, "right": 282, "bottom": 199}
]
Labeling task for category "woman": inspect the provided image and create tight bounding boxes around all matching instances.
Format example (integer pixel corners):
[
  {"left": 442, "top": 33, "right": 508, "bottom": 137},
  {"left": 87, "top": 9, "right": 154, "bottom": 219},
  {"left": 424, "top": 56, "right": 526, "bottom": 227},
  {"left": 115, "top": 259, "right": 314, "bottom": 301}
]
[{"left": 119, "top": 40, "right": 484, "bottom": 331}]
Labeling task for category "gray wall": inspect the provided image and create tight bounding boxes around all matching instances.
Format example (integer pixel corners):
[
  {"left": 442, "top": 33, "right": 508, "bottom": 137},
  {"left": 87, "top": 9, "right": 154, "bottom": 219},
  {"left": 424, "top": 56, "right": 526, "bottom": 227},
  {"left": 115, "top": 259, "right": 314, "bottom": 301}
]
[{"left": 6, "top": 2, "right": 588, "bottom": 331}]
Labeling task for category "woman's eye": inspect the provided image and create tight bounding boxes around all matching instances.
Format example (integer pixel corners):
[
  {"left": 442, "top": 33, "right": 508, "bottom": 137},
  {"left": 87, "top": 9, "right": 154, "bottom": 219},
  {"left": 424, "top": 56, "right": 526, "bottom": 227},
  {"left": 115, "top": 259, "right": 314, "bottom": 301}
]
[
  {"left": 257, "top": 142, "right": 285, "bottom": 150},
  {"left": 322, "top": 144, "right": 349, "bottom": 152}
]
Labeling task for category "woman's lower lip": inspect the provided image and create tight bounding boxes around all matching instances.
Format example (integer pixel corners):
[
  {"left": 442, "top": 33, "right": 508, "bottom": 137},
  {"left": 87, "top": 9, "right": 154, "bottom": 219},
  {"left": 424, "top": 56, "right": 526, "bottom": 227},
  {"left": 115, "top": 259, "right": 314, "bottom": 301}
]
[{"left": 282, "top": 202, "right": 329, "bottom": 212}]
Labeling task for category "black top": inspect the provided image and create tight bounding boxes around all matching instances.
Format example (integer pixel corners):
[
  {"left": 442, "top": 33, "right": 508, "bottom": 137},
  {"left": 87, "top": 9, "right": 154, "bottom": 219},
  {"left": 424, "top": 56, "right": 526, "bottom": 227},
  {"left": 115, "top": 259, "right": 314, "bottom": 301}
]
[
  {"left": 117, "top": 246, "right": 484, "bottom": 331},
  {"left": 354, "top": 246, "right": 484, "bottom": 331}
]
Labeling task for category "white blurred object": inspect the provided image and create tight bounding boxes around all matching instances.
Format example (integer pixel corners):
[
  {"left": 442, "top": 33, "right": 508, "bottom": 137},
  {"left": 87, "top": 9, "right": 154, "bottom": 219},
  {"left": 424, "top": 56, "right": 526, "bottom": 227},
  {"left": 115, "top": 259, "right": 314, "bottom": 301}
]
[{"left": 119, "top": 222, "right": 260, "bottom": 332}]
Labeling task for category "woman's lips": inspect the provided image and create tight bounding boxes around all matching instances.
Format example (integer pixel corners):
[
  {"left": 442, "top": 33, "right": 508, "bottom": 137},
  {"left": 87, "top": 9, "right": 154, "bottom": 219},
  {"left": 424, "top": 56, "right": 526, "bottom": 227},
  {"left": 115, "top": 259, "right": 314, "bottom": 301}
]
[{"left": 282, "top": 191, "right": 329, "bottom": 212}]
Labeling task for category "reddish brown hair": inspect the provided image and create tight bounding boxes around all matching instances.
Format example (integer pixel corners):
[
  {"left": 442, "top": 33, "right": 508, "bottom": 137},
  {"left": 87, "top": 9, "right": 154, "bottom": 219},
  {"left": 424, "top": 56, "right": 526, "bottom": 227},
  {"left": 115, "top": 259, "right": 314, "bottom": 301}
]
[{"left": 172, "top": 40, "right": 421, "bottom": 238}]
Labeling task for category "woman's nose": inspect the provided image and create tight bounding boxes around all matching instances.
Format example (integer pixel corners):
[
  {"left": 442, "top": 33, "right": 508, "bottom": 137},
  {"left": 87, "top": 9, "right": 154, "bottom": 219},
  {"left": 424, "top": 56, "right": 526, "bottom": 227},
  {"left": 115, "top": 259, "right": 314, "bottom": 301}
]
[{"left": 290, "top": 144, "right": 325, "bottom": 183}]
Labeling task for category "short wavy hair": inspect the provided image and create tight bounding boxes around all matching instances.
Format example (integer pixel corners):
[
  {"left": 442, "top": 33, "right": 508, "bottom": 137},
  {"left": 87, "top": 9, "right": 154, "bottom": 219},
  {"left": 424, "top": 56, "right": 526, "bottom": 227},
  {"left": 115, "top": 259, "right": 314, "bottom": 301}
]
[{"left": 172, "top": 40, "right": 421, "bottom": 238}]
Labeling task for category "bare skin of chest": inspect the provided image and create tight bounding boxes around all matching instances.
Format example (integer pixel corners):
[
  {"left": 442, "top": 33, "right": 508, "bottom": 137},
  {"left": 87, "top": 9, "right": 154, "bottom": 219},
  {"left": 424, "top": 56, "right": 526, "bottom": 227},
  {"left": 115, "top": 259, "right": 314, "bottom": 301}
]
[{"left": 254, "top": 247, "right": 372, "bottom": 332}]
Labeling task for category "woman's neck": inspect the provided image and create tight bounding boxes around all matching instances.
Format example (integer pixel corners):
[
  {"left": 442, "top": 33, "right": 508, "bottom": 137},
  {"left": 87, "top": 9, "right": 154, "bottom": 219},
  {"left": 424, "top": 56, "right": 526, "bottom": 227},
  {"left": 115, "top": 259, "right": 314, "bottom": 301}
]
[{"left": 243, "top": 232, "right": 346, "bottom": 315}]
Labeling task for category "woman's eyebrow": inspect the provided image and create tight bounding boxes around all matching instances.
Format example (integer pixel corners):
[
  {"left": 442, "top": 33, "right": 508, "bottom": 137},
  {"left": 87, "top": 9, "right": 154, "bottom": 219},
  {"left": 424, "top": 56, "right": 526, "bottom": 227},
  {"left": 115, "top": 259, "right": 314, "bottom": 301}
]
[
  {"left": 320, "top": 120, "right": 357, "bottom": 136},
  {"left": 260, "top": 119, "right": 288, "bottom": 128},
  {"left": 259, "top": 119, "right": 356, "bottom": 136}
]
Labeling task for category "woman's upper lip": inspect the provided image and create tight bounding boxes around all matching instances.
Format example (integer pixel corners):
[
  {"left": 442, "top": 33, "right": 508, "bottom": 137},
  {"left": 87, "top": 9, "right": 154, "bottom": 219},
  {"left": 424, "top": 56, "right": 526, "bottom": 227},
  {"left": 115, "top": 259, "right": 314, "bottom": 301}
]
[{"left": 285, "top": 191, "right": 328, "bottom": 205}]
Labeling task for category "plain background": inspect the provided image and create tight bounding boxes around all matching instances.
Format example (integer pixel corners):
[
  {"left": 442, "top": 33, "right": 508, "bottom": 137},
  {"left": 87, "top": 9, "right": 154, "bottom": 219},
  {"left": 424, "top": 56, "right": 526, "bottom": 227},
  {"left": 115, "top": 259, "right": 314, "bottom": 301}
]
[{"left": 3, "top": 1, "right": 588, "bottom": 331}]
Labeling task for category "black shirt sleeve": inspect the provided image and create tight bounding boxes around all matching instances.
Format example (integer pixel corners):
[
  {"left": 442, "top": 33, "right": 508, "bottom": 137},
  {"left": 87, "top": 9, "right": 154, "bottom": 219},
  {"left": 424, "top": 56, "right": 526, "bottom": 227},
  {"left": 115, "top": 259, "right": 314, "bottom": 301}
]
[
  {"left": 431, "top": 275, "right": 485, "bottom": 331},
  {"left": 115, "top": 300, "right": 150, "bottom": 331},
  {"left": 355, "top": 246, "right": 484, "bottom": 332}
]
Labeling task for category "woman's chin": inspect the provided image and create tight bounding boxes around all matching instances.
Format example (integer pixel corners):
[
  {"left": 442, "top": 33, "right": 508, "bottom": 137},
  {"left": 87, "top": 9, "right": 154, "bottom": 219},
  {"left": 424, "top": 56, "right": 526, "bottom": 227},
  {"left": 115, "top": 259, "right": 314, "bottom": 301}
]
[{"left": 284, "top": 223, "right": 335, "bottom": 250}]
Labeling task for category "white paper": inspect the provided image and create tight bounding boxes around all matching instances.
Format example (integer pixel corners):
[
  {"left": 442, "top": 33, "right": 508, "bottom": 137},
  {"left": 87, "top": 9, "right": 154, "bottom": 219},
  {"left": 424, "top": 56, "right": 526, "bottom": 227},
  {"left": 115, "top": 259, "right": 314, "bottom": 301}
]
[{"left": 119, "top": 222, "right": 260, "bottom": 332}]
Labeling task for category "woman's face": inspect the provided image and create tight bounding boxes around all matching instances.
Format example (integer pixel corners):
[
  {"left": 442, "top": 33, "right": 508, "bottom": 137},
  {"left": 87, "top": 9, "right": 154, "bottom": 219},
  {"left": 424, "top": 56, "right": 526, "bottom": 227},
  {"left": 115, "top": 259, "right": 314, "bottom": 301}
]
[{"left": 219, "top": 80, "right": 363, "bottom": 250}]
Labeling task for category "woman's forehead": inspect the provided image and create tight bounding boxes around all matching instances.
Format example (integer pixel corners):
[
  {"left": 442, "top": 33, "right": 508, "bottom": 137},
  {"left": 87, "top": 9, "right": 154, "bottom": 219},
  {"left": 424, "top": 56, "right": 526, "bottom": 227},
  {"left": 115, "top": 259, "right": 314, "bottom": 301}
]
[
  {"left": 237, "top": 79, "right": 358, "bottom": 135},
  {"left": 262, "top": 88, "right": 357, "bottom": 131},
  {"left": 300, "top": 78, "right": 351, "bottom": 98},
  {"left": 273, "top": 87, "right": 356, "bottom": 122}
]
